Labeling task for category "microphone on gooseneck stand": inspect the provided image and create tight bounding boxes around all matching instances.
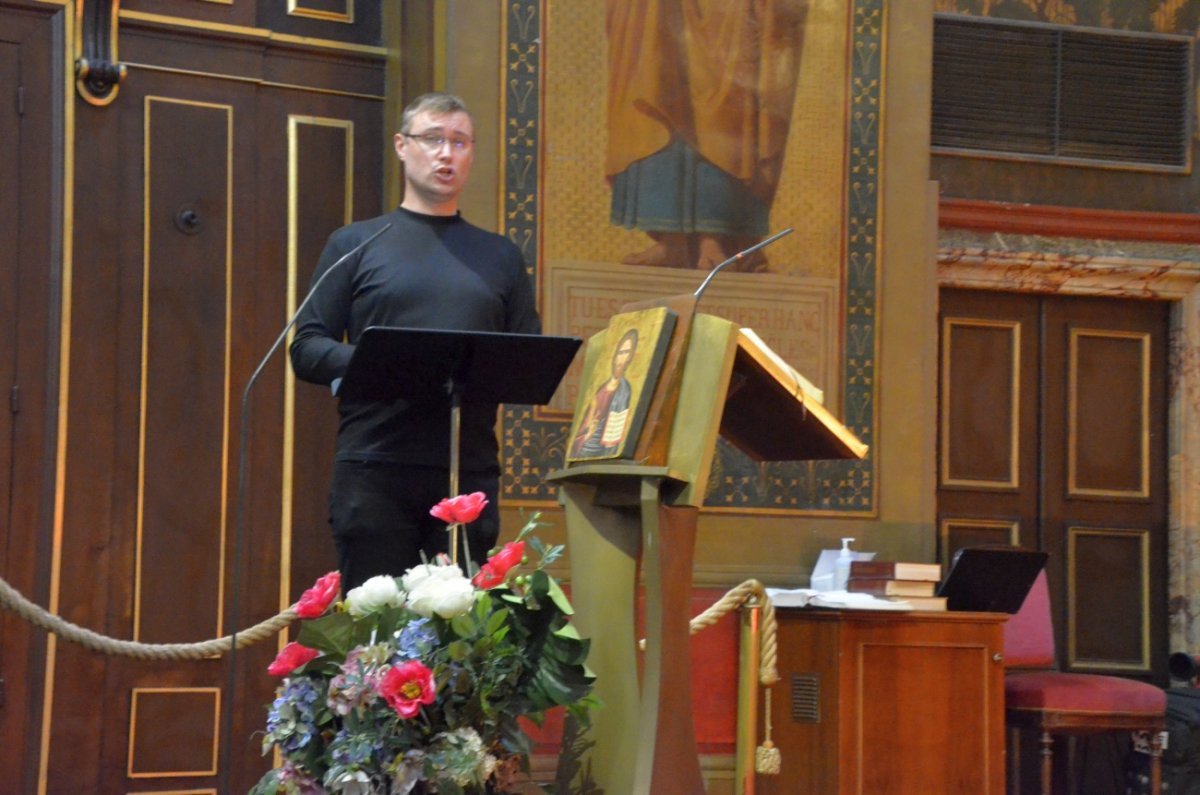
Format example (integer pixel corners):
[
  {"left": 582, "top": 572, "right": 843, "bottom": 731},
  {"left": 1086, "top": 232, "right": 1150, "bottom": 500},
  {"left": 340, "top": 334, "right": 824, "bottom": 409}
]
[
  {"left": 693, "top": 227, "right": 794, "bottom": 301},
  {"left": 219, "top": 221, "right": 391, "bottom": 792}
]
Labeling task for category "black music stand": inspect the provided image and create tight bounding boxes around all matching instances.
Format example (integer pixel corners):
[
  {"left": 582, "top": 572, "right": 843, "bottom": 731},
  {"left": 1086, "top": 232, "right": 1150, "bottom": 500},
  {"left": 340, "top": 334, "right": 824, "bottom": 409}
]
[{"left": 339, "top": 326, "right": 582, "bottom": 562}]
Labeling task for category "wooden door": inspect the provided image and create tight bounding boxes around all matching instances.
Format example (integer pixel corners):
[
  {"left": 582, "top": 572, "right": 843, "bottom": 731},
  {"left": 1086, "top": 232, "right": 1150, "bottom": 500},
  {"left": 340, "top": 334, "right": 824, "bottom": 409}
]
[
  {"left": 0, "top": 6, "right": 60, "bottom": 792},
  {"left": 938, "top": 288, "right": 1168, "bottom": 681},
  {"left": 31, "top": 6, "right": 385, "bottom": 792}
]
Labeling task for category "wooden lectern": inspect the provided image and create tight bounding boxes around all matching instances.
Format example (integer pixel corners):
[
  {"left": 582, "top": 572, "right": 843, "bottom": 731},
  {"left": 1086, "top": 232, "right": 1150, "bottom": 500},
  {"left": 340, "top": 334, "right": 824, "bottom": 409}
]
[{"left": 548, "top": 295, "right": 866, "bottom": 795}]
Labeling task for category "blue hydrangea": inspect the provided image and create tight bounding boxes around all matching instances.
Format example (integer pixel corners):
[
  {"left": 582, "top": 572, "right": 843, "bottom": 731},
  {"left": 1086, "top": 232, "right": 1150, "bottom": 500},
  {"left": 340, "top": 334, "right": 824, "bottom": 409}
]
[
  {"left": 265, "top": 677, "right": 325, "bottom": 755},
  {"left": 395, "top": 617, "right": 437, "bottom": 661}
]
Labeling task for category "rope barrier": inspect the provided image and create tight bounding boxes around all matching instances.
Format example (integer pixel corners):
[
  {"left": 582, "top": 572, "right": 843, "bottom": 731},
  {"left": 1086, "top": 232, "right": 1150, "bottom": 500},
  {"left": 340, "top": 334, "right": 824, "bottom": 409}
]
[
  {"left": 0, "top": 575, "right": 297, "bottom": 660},
  {"left": 2, "top": 570, "right": 781, "bottom": 770}
]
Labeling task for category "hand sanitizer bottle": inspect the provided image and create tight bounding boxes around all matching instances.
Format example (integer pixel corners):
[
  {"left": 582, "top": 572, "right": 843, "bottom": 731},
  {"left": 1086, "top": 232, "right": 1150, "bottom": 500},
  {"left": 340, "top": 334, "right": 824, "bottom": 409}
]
[{"left": 834, "top": 537, "right": 855, "bottom": 591}]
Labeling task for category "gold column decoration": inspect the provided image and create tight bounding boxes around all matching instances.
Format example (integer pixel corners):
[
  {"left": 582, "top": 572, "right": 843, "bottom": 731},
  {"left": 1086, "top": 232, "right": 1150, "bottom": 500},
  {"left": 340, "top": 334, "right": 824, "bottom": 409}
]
[{"left": 75, "top": 0, "right": 126, "bottom": 106}]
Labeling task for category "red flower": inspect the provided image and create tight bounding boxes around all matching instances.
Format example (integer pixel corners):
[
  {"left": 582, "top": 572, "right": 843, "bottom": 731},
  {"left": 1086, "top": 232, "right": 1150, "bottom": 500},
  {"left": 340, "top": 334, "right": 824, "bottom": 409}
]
[
  {"left": 378, "top": 660, "right": 437, "bottom": 719},
  {"left": 430, "top": 492, "right": 488, "bottom": 525},
  {"left": 268, "top": 642, "right": 320, "bottom": 677},
  {"left": 472, "top": 540, "right": 526, "bottom": 588},
  {"left": 295, "top": 571, "right": 341, "bottom": 618}
]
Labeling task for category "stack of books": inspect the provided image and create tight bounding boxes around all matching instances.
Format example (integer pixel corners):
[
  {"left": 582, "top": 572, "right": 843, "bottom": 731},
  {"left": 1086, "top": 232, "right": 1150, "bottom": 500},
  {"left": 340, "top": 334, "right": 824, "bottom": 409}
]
[{"left": 847, "top": 560, "right": 946, "bottom": 611}]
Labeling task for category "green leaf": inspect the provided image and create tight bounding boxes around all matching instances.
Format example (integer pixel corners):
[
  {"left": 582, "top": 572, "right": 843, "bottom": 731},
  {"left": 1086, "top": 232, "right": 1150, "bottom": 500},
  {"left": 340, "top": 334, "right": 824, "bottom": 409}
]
[
  {"left": 295, "top": 611, "right": 355, "bottom": 656},
  {"left": 446, "top": 638, "right": 472, "bottom": 661},
  {"left": 545, "top": 577, "right": 575, "bottom": 616},
  {"left": 450, "top": 611, "right": 479, "bottom": 639},
  {"left": 484, "top": 606, "right": 510, "bottom": 636}
]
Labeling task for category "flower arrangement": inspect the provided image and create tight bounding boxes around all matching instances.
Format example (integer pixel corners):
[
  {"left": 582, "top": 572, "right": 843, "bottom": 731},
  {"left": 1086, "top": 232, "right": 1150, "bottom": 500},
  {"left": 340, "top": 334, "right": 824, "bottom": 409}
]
[{"left": 252, "top": 494, "right": 595, "bottom": 795}]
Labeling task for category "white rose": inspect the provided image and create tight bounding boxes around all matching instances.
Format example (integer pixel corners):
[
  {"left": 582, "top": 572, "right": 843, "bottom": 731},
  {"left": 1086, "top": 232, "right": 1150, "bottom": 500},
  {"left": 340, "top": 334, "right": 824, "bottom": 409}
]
[
  {"left": 405, "top": 565, "right": 476, "bottom": 618},
  {"left": 400, "top": 562, "right": 442, "bottom": 593},
  {"left": 344, "top": 575, "right": 404, "bottom": 617}
]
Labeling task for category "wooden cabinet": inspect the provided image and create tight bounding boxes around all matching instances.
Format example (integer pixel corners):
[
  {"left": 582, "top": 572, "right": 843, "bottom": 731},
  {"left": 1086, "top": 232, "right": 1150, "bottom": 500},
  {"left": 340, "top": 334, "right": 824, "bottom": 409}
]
[{"left": 758, "top": 608, "right": 1006, "bottom": 795}]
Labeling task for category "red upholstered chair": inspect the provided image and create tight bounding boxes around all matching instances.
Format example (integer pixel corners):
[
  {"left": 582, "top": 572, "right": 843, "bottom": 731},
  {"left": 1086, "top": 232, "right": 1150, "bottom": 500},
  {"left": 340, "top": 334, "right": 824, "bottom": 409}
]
[{"left": 1003, "top": 571, "right": 1166, "bottom": 794}]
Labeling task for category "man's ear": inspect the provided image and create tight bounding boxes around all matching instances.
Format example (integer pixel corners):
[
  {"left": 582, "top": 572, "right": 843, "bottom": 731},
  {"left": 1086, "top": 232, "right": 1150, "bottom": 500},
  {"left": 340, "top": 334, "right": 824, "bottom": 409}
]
[{"left": 393, "top": 133, "right": 406, "bottom": 161}]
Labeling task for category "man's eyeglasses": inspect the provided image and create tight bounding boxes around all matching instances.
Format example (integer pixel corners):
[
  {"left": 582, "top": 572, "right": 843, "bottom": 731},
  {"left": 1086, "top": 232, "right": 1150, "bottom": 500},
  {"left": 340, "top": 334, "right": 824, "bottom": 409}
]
[{"left": 403, "top": 131, "right": 474, "bottom": 152}]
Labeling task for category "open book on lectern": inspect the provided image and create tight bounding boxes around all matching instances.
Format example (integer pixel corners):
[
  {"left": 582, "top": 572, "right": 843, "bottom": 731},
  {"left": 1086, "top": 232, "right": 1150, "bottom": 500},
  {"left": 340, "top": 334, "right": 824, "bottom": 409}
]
[{"left": 723, "top": 326, "right": 867, "bottom": 462}]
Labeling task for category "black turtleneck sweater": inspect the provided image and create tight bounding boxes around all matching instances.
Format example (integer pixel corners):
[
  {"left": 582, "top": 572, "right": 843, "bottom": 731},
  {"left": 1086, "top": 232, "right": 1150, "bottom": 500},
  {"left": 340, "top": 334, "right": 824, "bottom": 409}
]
[{"left": 289, "top": 207, "right": 541, "bottom": 472}]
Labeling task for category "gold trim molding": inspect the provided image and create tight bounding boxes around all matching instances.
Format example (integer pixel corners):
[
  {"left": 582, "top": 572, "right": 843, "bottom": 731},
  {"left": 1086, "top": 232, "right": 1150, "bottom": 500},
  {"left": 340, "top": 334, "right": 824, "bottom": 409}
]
[
  {"left": 127, "top": 687, "right": 221, "bottom": 778},
  {"left": 1066, "top": 525, "right": 1151, "bottom": 672},
  {"left": 1067, "top": 328, "right": 1151, "bottom": 499},
  {"left": 940, "top": 317, "right": 1021, "bottom": 489}
]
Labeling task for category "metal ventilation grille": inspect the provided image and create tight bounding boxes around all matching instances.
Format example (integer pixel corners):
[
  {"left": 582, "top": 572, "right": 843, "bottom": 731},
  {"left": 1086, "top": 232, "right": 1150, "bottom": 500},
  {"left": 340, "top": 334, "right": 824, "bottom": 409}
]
[
  {"left": 932, "top": 15, "right": 1193, "bottom": 170},
  {"left": 789, "top": 672, "right": 820, "bottom": 723}
]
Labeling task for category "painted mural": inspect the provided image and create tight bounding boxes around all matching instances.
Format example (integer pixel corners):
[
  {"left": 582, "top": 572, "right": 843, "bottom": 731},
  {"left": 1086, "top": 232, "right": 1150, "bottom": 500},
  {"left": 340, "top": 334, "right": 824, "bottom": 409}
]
[
  {"left": 934, "top": 0, "right": 1198, "bottom": 33},
  {"left": 501, "top": 0, "right": 882, "bottom": 515}
]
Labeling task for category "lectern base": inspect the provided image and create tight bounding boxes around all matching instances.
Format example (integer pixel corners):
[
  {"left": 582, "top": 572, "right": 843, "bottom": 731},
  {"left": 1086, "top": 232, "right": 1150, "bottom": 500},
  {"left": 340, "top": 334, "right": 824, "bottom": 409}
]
[{"left": 559, "top": 472, "right": 706, "bottom": 795}]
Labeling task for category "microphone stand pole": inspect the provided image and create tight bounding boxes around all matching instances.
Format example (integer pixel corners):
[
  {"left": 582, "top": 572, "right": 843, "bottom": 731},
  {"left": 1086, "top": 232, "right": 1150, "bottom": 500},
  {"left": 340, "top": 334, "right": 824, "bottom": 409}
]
[{"left": 446, "top": 377, "right": 462, "bottom": 564}]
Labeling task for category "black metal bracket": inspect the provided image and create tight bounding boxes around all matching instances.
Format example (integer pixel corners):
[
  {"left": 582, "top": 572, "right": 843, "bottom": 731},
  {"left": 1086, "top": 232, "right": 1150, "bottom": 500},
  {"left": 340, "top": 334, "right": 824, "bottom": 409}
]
[{"left": 75, "top": 0, "right": 126, "bottom": 106}]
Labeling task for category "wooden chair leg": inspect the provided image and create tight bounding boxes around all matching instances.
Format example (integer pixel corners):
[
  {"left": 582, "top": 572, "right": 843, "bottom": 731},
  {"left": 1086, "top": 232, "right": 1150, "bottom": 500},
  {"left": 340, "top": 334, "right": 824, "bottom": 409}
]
[
  {"left": 1150, "top": 730, "right": 1162, "bottom": 795},
  {"left": 1039, "top": 731, "right": 1054, "bottom": 795},
  {"left": 1009, "top": 726, "right": 1021, "bottom": 795}
]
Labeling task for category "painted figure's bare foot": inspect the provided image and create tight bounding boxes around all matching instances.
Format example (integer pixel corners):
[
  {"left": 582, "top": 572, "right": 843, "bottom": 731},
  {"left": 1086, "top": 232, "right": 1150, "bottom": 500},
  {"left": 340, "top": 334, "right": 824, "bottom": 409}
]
[
  {"left": 622, "top": 233, "right": 690, "bottom": 268},
  {"left": 695, "top": 234, "right": 730, "bottom": 271}
]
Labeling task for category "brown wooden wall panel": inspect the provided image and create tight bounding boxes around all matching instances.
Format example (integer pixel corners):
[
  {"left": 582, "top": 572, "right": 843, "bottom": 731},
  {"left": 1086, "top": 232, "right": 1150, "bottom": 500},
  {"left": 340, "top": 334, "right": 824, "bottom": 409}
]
[
  {"left": 1068, "top": 329, "right": 1150, "bottom": 498},
  {"left": 0, "top": 42, "right": 17, "bottom": 558},
  {"left": 137, "top": 98, "right": 231, "bottom": 644},
  {"left": 0, "top": 7, "right": 60, "bottom": 791},
  {"left": 1068, "top": 526, "right": 1150, "bottom": 671},
  {"left": 941, "top": 318, "right": 1020, "bottom": 488},
  {"left": 940, "top": 518, "right": 1019, "bottom": 563},
  {"left": 286, "top": 117, "right": 353, "bottom": 606},
  {"left": 127, "top": 688, "right": 220, "bottom": 777}
]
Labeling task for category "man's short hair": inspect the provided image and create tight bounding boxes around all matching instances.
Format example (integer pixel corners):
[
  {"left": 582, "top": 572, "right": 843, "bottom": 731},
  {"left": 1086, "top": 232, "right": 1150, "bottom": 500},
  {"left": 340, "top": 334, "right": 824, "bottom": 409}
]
[{"left": 400, "top": 92, "right": 472, "bottom": 134}]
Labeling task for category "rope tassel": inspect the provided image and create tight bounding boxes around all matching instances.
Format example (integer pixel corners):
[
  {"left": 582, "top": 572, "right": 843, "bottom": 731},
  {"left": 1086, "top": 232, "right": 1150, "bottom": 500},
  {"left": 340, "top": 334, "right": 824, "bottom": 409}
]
[{"left": 755, "top": 688, "right": 782, "bottom": 775}]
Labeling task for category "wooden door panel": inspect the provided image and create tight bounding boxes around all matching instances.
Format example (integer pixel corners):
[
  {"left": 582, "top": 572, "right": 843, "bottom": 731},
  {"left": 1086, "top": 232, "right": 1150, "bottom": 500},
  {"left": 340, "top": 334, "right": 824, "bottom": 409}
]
[
  {"left": 1067, "top": 329, "right": 1152, "bottom": 497},
  {"left": 138, "top": 97, "right": 232, "bottom": 645},
  {"left": 1043, "top": 296, "right": 1168, "bottom": 677},
  {"left": 0, "top": 7, "right": 60, "bottom": 792},
  {"left": 0, "top": 40, "right": 19, "bottom": 585},
  {"left": 942, "top": 318, "right": 1021, "bottom": 486},
  {"left": 286, "top": 116, "right": 356, "bottom": 607},
  {"left": 938, "top": 289, "right": 1040, "bottom": 556},
  {"left": 1068, "top": 526, "right": 1151, "bottom": 669}
]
